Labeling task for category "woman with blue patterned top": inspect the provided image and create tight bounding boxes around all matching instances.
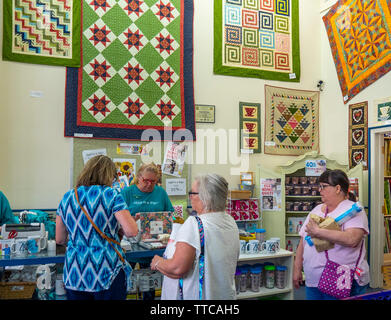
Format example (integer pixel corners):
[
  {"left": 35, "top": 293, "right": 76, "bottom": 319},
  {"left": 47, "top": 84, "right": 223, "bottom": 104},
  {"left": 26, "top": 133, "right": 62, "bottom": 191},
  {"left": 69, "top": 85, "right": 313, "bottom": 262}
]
[{"left": 56, "top": 155, "right": 138, "bottom": 300}]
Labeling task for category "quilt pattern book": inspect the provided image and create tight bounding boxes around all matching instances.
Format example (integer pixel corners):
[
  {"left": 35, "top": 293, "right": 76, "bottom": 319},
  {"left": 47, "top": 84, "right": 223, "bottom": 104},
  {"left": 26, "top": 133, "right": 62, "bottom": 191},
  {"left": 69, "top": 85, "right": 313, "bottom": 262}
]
[
  {"left": 264, "top": 85, "right": 319, "bottom": 156},
  {"left": 348, "top": 101, "right": 368, "bottom": 169},
  {"left": 65, "top": 0, "right": 195, "bottom": 141},
  {"left": 214, "top": 0, "right": 300, "bottom": 82},
  {"left": 2, "top": 0, "right": 81, "bottom": 67},
  {"left": 323, "top": 0, "right": 391, "bottom": 104}
]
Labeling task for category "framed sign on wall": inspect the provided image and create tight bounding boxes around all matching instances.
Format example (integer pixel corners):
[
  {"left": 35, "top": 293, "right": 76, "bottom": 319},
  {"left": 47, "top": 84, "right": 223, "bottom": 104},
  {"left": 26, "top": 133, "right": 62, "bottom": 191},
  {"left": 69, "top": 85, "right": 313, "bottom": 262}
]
[{"left": 195, "top": 104, "right": 215, "bottom": 123}]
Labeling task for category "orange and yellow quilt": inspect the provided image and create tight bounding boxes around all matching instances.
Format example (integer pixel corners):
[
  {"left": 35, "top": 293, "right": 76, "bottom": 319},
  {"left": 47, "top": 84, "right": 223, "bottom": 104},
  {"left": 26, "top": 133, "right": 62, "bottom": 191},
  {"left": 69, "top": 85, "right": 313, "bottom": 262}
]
[{"left": 323, "top": 0, "right": 391, "bottom": 104}]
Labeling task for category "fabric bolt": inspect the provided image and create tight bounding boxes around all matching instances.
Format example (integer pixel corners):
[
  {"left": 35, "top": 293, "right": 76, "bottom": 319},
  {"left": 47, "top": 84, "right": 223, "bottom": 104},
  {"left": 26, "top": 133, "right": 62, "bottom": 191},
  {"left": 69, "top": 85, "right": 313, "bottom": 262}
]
[
  {"left": 161, "top": 212, "right": 240, "bottom": 300},
  {"left": 264, "top": 85, "right": 319, "bottom": 155},
  {"left": 121, "top": 184, "right": 174, "bottom": 216},
  {"left": 0, "top": 191, "right": 19, "bottom": 225},
  {"left": 323, "top": 0, "right": 391, "bottom": 104},
  {"left": 2, "top": 0, "right": 81, "bottom": 67},
  {"left": 299, "top": 199, "right": 370, "bottom": 287},
  {"left": 57, "top": 185, "right": 128, "bottom": 292},
  {"left": 65, "top": 0, "right": 195, "bottom": 141},
  {"left": 214, "top": 0, "right": 300, "bottom": 81}
]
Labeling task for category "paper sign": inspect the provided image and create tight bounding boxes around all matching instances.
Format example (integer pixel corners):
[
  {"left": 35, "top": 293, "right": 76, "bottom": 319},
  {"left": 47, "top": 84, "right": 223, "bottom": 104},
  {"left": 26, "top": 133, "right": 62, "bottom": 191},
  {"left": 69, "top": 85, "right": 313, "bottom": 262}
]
[
  {"left": 305, "top": 159, "right": 327, "bottom": 176},
  {"left": 166, "top": 178, "right": 187, "bottom": 196},
  {"left": 82, "top": 149, "right": 107, "bottom": 164}
]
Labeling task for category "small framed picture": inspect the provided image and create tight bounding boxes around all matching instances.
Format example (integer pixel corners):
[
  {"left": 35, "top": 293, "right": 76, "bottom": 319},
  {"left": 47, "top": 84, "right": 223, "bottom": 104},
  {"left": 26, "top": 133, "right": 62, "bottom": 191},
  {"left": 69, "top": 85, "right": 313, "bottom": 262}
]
[{"left": 195, "top": 104, "right": 215, "bottom": 123}]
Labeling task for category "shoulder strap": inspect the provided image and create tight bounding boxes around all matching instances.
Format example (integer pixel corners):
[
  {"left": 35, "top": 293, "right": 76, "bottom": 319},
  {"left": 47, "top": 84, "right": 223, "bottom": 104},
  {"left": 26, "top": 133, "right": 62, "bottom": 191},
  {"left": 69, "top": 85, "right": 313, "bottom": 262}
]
[
  {"left": 74, "top": 187, "right": 125, "bottom": 263},
  {"left": 179, "top": 215, "right": 205, "bottom": 300}
]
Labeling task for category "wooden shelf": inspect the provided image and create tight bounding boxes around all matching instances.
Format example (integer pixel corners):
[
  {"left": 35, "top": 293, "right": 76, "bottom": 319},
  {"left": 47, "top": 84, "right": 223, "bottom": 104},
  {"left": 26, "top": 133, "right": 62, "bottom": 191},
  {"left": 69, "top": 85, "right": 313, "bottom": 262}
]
[
  {"left": 286, "top": 234, "right": 300, "bottom": 237},
  {"left": 286, "top": 211, "right": 310, "bottom": 214},
  {"left": 286, "top": 195, "right": 321, "bottom": 199}
]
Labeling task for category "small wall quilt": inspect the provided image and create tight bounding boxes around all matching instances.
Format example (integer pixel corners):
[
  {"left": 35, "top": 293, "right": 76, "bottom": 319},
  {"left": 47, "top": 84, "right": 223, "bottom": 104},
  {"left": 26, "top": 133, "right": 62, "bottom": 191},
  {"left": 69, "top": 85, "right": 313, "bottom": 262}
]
[
  {"left": 214, "top": 0, "right": 300, "bottom": 82},
  {"left": 2, "top": 0, "right": 81, "bottom": 67},
  {"left": 323, "top": 0, "right": 391, "bottom": 104},
  {"left": 239, "top": 102, "right": 261, "bottom": 153},
  {"left": 65, "top": 0, "right": 195, "bottom": 141},
  {"left": 264, "top": 85, "right": 319, "bottom": 156},
  {"left": 348, "top": 101, "right": 368, "bottom": 169}
]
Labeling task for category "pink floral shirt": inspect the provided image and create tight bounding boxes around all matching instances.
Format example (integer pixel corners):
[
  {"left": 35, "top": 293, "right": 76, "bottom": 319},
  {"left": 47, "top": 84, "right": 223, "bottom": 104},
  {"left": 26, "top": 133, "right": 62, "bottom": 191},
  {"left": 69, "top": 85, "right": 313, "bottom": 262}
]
[{"left": 299, "top": 199, "right": 370, "bottom": 287}]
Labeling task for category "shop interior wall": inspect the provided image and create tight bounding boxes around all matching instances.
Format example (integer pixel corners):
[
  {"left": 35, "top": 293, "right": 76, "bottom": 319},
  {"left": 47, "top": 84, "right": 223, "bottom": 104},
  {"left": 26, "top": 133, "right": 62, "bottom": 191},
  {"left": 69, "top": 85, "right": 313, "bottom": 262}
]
[{"left": 0, "top": 0, "right": 353, "bottom": 211}]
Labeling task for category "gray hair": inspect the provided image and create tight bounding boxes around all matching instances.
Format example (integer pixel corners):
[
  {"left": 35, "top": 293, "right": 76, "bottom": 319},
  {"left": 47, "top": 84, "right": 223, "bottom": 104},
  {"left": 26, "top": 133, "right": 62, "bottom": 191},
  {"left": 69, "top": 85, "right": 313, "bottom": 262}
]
[{"left": 195, "top": 174, "right": 228, "bottom": 212}]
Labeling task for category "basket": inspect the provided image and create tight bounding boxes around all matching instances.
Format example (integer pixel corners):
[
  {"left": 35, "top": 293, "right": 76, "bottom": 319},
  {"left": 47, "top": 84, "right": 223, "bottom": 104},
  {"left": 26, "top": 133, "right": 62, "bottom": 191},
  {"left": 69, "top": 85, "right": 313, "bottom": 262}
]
[
  {"left": 0, "top": 281, "right": 36, "bottom": 299},
  {"left": 229, "top": 190, "right": 251, "bottom": 199}
]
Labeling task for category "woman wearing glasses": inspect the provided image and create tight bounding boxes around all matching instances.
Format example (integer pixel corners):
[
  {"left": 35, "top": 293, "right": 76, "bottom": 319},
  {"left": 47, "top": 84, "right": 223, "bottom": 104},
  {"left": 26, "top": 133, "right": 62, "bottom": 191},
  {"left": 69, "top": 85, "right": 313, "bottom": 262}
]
[
  {"left": 293, "top": 169, "right": 370, "bottom": 299},
  {"left": 121, "top": 163, "right": 174, "bottom": 217},
  {"left": 121, "top": 162, "right": 174, "bottom": 300},
  {"left": 150, "top": 173, "right": 240, "bottom": 300}
]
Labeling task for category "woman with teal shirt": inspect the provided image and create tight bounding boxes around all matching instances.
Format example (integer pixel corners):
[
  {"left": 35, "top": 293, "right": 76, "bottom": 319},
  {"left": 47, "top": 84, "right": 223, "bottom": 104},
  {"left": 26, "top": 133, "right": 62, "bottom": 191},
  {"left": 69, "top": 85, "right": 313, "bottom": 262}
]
[
  {"left": 121, "top": 163, "right": 174, "bottom": 217},
  {"left": 121, "top": 162, "right": 174, "bottom": 300},
  {"left": 0, "top": 191, "right": 19, "bottom": 228}
]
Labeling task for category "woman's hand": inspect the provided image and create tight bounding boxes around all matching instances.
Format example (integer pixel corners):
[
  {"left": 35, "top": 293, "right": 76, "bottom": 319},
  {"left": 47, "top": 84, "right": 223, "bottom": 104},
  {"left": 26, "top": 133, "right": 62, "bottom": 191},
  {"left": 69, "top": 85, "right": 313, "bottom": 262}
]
[
  {"left": 151, "top": 255, "right": 162, "bottom": 271},
  {"left": 305, "top": 218, "right": 320, "bottom": 238},
  {"left": 293, "top": 266, "right": 303, "bottom": 289}
]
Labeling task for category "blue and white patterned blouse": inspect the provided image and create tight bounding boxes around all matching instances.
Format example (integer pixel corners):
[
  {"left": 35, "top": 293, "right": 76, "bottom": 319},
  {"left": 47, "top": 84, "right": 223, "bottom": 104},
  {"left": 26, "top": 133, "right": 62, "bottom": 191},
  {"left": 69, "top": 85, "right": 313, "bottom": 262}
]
[{"left": 57, "top": 185, "right": 129, "bottom": 292}]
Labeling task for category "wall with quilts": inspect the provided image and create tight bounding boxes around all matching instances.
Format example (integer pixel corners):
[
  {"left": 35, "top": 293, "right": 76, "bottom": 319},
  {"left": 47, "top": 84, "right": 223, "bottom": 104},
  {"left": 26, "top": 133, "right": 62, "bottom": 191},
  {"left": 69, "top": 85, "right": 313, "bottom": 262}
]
[
  {"left": 320, "top": 0, "right": 391, "bottom": 165},
  {"left": 0, "top": 0, "right": 323, "bottom": 209}
]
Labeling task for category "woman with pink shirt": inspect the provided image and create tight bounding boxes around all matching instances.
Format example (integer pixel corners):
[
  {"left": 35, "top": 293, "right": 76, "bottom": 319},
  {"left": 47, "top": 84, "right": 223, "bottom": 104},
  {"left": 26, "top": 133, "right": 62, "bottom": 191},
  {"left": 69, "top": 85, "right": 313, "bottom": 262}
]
[{"left": 293, "top": 169, "right": 370, "bottom": 299}]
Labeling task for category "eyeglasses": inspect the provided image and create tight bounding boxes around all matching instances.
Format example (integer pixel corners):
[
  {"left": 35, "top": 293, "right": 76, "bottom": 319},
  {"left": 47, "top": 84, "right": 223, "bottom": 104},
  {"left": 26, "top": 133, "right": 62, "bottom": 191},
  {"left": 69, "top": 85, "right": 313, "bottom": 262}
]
[
  {"left": 319, "top": 183, "right": 335, "bottom": 191},
  {"left": 140, "top": 176, "right": 157, "bottom": 184},
  {"left": 188, "top": 191, "right": 199, "bottom": 196}
]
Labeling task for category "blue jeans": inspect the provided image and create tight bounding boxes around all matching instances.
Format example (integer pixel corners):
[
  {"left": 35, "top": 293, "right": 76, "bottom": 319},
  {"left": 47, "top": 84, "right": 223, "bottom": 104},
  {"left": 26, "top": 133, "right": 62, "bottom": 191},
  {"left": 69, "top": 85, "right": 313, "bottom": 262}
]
[
  {"left": 306, "top": 280, "right": 368, "bottom": 300},
  {"left": 66, "top": 269, "right": 127, "bottom": 300}
]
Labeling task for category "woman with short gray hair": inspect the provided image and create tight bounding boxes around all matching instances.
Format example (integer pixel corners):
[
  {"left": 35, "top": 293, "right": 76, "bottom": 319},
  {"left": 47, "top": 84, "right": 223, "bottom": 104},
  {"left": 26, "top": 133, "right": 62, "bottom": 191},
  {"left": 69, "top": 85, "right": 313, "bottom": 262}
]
[{"left": 151, "top": 173, "right": 240, "bottom": 299}]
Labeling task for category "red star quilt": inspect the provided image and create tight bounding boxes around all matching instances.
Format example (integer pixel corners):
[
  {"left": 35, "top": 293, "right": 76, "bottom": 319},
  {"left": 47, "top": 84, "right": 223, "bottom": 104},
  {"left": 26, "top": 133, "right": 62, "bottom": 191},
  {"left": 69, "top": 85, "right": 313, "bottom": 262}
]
[{"left": 65, "top": 0, "right": 195, "bottom": 141}]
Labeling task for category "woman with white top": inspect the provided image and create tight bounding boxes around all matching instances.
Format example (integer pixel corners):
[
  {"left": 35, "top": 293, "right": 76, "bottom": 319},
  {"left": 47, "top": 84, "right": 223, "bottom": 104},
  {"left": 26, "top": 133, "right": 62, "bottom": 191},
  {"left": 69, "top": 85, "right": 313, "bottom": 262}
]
[{"left": 151, "top": 173, "right": 240, "bottom": 299}]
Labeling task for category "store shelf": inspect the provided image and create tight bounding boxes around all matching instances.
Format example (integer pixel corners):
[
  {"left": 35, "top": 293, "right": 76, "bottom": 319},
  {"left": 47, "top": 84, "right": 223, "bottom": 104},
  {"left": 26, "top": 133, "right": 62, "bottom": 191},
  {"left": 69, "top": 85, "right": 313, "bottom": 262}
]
[
  {"left": 238, "top": 249, "right": 293, "bottom": 262},
  {"left": 286, "top": 211, "right": 310, "bottom": 214},
  {"left": 286, "top": 195, "right": 321, "bottom": 199},
  {"left": 237, "top": 249, "right": 294, "bottom": 300},
  {"left": 285, "top": 234, "right": 300, "bottom": 237},
  {"left": 237, "top": 287, "right": 292, "bottom": 299}
]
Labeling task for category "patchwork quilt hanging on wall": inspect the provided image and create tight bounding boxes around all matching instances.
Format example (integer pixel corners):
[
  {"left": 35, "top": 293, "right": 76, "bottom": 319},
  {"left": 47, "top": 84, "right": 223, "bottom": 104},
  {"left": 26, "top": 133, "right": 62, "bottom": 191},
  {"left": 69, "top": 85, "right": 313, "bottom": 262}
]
[
  {"left": 2, "top": 0, "right": 81, "bottom": 67},
  {"left": 239, "top": 102, "right": 261, "bottom": 153},
  {"left": 348, "top": 101, "right": 368, "bottom": 169},
  {"left": 213, "top": 0, "right": 300, "bottom": 82},
  {"left": 65, "top": 0, "right": 195, "bottom": 141},
  {"left": 323, "top": 0, "right": 391, "bottom": 104},
  {"left": 264, "top": 85, "right": 319, "bottom": 156}
]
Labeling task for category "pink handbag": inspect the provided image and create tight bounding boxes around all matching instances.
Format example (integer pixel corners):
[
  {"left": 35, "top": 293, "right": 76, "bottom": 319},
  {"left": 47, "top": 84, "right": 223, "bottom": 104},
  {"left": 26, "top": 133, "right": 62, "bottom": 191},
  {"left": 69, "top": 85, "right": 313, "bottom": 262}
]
[{"left": 318, "top": 241, "right": 363, "bottom": 299}]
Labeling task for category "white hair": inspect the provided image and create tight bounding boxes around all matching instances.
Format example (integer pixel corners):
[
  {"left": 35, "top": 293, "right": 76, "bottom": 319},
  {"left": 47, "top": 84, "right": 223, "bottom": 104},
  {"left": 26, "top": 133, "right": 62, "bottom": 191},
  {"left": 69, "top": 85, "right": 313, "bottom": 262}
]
[{"left": 195, "top": 173, "right": 228, "bottom": 212}]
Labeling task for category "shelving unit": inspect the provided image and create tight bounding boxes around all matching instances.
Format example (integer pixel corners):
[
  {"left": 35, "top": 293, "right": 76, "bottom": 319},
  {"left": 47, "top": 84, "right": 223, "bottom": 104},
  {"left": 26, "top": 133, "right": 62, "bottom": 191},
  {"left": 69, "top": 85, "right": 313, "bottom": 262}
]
[
  {"left": 236, "top": 249, "right": 294, "bottom": 300},
  {"left": 257, "top": 151, "right": 364, "bottom": 253}
]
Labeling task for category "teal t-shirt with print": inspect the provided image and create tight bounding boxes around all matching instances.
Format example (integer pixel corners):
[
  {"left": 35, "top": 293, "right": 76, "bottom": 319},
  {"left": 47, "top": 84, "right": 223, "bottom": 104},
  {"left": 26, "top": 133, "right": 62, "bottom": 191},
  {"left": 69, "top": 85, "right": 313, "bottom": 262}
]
[
  {"left": 0, "top": 191, "right": 18, "bottom": 225},
  {"left": 121, "top": 185, "right": 174, "bottom": 216}
]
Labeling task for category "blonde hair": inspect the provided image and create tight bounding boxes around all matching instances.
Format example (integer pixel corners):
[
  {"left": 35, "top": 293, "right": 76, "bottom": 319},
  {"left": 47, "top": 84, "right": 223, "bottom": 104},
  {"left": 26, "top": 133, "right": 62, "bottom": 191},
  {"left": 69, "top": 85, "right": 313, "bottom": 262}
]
[
  {"left": 76, "top": 155, "right": 117, "bottom": 187},
  {"left": 134, "top": 162, "right": 160, "bottom": 185}
]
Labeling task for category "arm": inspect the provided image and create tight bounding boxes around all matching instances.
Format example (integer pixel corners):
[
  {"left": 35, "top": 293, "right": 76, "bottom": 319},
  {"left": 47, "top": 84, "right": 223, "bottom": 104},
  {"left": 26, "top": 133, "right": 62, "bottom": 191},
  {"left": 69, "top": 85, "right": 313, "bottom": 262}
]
[
  {"left": 56, "top": 215, "right": 68, "bottom": 246},
  {"left": 150, "top": 242, "right": 196, "bottom": 279},
  {"left": 305, "top": 218, "right": 365, "bottom": 248},
  {"left": 293, "top": 238, "right": 304, "bottom": 289},
  {"left": 114, "top": 209, "right": 138, "bottom": 238}
]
